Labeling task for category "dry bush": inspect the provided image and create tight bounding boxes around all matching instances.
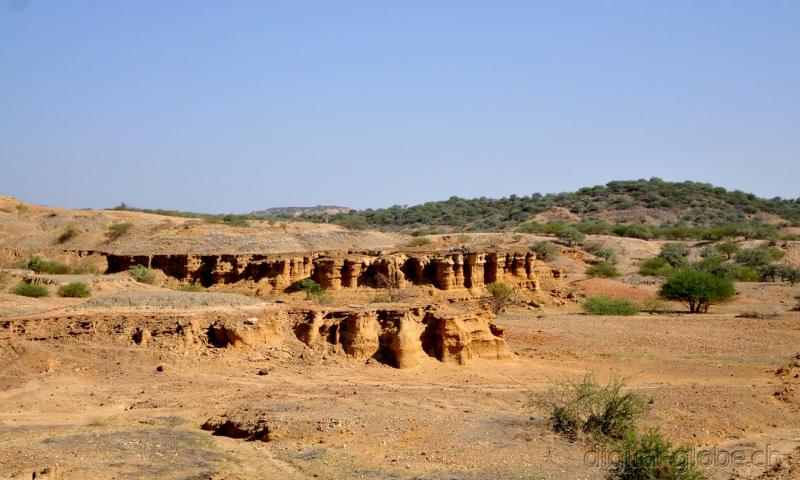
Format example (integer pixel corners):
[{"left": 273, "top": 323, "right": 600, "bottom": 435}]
[{"left": 537, "top": 375, "right": 648, "bottom": 442}]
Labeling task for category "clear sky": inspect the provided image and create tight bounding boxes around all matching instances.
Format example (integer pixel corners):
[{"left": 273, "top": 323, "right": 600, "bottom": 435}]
[{"left": 1, "top": 1, "right": 798, "bottom": 212}]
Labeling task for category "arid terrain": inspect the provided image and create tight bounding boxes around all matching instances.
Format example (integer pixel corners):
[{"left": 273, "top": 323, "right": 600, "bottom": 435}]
[{"left": 1, "top": 196, "right": 800, "bottom": 480}]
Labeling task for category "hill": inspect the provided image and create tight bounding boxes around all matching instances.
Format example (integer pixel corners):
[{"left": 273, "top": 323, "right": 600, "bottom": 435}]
[{"left": 302, "top": 178, "right": 800, "bottom": 232}]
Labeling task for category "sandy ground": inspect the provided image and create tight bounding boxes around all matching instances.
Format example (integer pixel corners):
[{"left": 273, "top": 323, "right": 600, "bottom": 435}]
[
  {"left": 1, "top": 283, "right": 799, "bottom": 479},
  {"left": 2, "top": 198, "right": 800, "bottom": 479}
]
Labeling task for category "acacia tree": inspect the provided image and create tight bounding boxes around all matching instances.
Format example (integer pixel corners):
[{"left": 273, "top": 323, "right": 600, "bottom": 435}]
[
  {"left": 556, "top": 227, "right": 585, "bottom": 247},
  {"left": 486, "top": 282, "right": 514, "bottom": 314},
  {"left": 716, "top": 241, "right": 740, "bottom": 260},
  {"left": 659, "top": 269, "right": 734, "bottom": 313}
]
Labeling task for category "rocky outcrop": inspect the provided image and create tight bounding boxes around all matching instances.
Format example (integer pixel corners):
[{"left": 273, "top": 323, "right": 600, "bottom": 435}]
[
  {"left": 201, "top": 414, "right": 272, "bottom": 441},
  {"left": 4, "top": 247, "right": 560, "bottom": 294},
  {"left": 105, "top": 253, "right": 314, "bottom": 292},
  {"left": 1, "top": 303, "right": 509, "bottom": 369},
  {"left": 207, "top": 317, "right": 283, "bottom": 348},
  {"left": 419, "top": 310, "right": 511, "bottom": 365},
  {"left": 290, "top": 307, "right": 511, "bottom": 368}
]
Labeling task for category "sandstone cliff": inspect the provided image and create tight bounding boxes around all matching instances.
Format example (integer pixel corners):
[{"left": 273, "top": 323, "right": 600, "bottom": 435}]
[
  {"left": 1, "top": 304, "right": 511, "bottom": 369},
  {"left": 100, "top": 248, "right": 561, "bottom": 293}
]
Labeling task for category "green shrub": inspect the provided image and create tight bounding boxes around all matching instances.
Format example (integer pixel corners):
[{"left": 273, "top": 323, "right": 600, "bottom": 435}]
[
  {"left": 586, "top": 262, "right": 620, "bottom": 278},
  {"left": 612, "top": 224, "right": 654, "bottom": 240},
  {"left": 295, "top": 278, "right": 324, "bottom": 299},
  {"left": 129, "top": 264, "right": 156, "bottom": 284},
  {"left": 639, "top": 257, "right": 673, "bottom": 276},
  {"left": 732, "top": 266, "right": 759, "bottom": 282},
  {"left": 28, "top": 255, "right": 70, "bottom": 274},
  {"left": 735, "top": 247, "right": 773, "bottom": 267},
  {"left": 584, "top": 242, "right": 617, "bottom": 263},
  {"left": 583, "top": 296, "right": 640, "bottom": 315},
  {"left": 12, "top": 282, "right": 48, "bottom": 298},
  {"left": 759, "top": 264, "right": 781, "bottom": 282},
  {"left": 486, "top": 282, "right": 514, "bottom": 314},
  {"left": 556, "top": 227, "right": 586, "bottom": 246},
  {"left": 658, "top": 243, "right": 690, "bottom": 268},
  {"left": 15, "top": 202, "right": 28, "bottom": 218},
  {"left": 531, "top": 241, "right": 559, "bottom": 261},
  {"left": 178, "top": 282, "right": 204, "bottom": 292},
  {"left": 691, "top": 256, "right": 759, "bottom": 282},
  {"left": 221, "top": 215, "right": 250, "bottom": 227},
  {"left": 106, "top": 222, "right": 134, "bottom": 241},
  {"left": 407, "top": 237, "right": 432, "bottom": 247},
  {"left": 659, "top": 269, "right": 735, "bottom": 313},
  {"left": 606, "top": 429, "right": 707, "bottom": 480},
  {"left": 778, "top": 266, "right": 800, "bottom": 285},
  {"left": 335, "top": 217, "right": 367, "bottom": 231},
  {"left": 767, "top": 246, "right": 786, "bottom": 261},
  {"left": 57, "top": 227, "right": 80, "bottom": 244},
  {"left": 57, "top": 282, "right": 91, "bottom": 298},
  {"left": 539, "top": 375, "right": 648, "bottom": 441}
]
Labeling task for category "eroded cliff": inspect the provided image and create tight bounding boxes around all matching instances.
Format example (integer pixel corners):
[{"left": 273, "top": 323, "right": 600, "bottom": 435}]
[
  {"left": 102, "top": 248, "right": 561, "bottom": 293},
  {"left": 1, "top": 304, "right": 511, "bottom": 369}
]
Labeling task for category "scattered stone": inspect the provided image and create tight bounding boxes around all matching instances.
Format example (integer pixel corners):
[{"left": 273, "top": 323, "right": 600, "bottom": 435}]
[{"left": 201, "top": 414, "right": 272, "bottom": 441}]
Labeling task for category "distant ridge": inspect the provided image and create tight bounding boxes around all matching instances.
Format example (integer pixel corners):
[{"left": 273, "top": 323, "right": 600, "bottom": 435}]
[
  {"left": 250, "top": 206, "right": 352, "bottom": 218},
  {"left": 104, "top": 179, "right": 800, "bottom": 233},
  {"left": 302, "top": 178, "right": 800, "bottom": 231}
]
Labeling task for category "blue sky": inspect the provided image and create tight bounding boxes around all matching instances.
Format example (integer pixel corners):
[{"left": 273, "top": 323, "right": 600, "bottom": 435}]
[{"left": 1, "top": 0, "right": 798, "bottom": 212}]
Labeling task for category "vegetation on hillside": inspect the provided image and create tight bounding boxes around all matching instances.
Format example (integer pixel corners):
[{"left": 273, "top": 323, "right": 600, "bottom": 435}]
[
  {"left": 319, "top": 178, "right": 800, "bottom": 231},
  {"left": 109, "top": 179, "right": 800, "bottom": 239}
]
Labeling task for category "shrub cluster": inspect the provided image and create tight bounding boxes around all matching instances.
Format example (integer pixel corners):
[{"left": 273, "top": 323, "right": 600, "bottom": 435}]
[
  {"left": 57, "top": 282, "right": 91, "bottom": 298},
  {"left": 759, "top": 264, "right": 800, "bottom": 284},
  {"left": 539, "top": 376, "right": 708, "bottom": 479},
  {"left": 530, "top": 241, "right": 559, "bottom": 261},
  {"left": 607, "top": 429, "right": 708, "bottom": 480},
  {"left": 106, "top": 222, "right": 134, "bottom": 241},
  {"left": 639, "top": 243, "right": 690, "bottom": 276},
  {"left": 639, "top": 256, "right": 673, "bottom": 277},
  {"left": 584, "top": 241, "right": 617, "bottom": 263},
  {"left": 540, "top": 375, "right": 648, "bottom": 441},
  {"left": 585, "top": 262, "right": 620, "bottom": 278},
  {"left": 129, "top": 265, "right": 156, "bottom": 284},
  {"left": 691, "top": 255, "right": 758, "bottom": 282},
  {"left": 28, "top": 256, "right": 71, "bottom": 274},
  {"left": 407, "top": 237, "right": 432, "bottom": 247},
  {"left": 556, "top": 227, "right": 585, "bottom": 246},
  {"left": 57, "top": 226, "right": 80, "bottom": 244},
  {"left": 12, "top": 282, "right": 48, "bottom": 298},
  {"left": 178, "top": 282, "right": 204, "bottom": 292},
  {"left": 582, "top": 296, "right": 639, "bottom": 315}
]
